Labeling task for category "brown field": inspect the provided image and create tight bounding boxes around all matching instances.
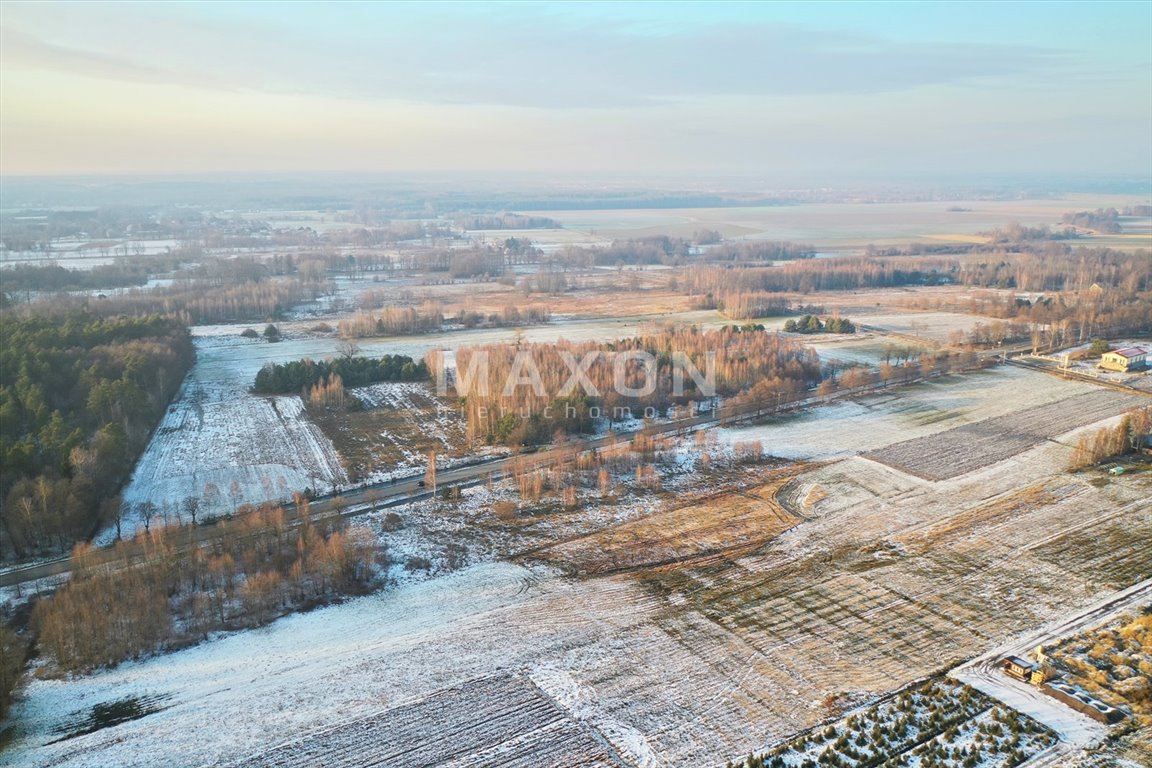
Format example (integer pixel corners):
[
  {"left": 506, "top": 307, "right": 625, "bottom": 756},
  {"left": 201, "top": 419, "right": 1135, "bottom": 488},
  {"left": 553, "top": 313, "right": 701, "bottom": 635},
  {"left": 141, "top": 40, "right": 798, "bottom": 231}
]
[
  {"left": 1045, "top": 605, "right": 1152, "bottom": 720},
  {"left": 310, "top": 382, "right": 469, "bottom": 481},
  {"left": 535, "top": 466, "right": 804, "bottom": 576},
  {"left": 862, "top": 389, "right": 1145, "bottom": 480}
]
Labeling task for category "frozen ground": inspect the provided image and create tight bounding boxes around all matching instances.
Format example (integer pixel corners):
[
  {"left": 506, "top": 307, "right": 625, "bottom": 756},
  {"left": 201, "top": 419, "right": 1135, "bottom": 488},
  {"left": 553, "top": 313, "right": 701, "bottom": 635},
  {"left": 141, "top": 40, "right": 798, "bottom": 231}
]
[
  {"left": 10, "top": 366, "right": 1149, "bottom": 767},
  {"left": 110, "top": 335, "right": 348, "bottom": 540},
  {"left": 239, "top": 674, "right": 623, "bottom": 768},
  {"left": 950, "top": 578, "right": 1152, "bottom": 761},
  {"left": 717, "top": 365, "right": 1098, "bottom": 461},
  {"left": 852, "top": 311, "right": 1007, "bottom": 343},
  {"left": 863, "top": 388, "right": 1145, "bottom": 480},
  {"left": 1, "top": 563, "right": 658, "bottom": 768}
]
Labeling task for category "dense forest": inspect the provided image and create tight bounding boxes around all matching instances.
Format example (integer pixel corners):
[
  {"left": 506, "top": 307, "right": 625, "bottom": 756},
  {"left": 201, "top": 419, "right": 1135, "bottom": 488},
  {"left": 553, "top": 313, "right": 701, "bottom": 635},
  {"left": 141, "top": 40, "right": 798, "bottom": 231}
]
[
  {"left": 0, "top": 314, "right": 194, "bottom": 559},
  {"left": 436, "top": 328, "right": 822, "bottom": 446},
  {"left": 253, "top": 354, "right": 429, "bottom": 395}
]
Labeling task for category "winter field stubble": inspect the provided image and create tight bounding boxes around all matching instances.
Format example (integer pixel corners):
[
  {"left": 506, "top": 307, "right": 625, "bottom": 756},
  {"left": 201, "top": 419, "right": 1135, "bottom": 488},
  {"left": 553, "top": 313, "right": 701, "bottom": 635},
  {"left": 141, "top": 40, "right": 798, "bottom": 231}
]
[{"left": 7, "top": 366, "right": 1150, "bottom": 767}]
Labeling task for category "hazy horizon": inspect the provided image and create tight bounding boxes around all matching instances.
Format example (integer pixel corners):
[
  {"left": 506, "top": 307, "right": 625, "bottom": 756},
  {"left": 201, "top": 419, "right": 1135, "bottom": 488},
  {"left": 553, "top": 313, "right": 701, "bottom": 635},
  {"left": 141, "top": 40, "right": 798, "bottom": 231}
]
[{"left": 2, "top": 1, "right": 1150, "bottom": 179}]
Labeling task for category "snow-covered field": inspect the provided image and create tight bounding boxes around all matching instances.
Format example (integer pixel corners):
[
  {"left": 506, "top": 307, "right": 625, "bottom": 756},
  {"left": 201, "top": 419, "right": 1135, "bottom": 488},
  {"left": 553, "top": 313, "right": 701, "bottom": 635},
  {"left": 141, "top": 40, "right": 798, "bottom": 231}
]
[
  {"left": 111, "top": 313, "right": 735, "bottom": 536},
  {"left": 717, "top": 365, "right": 1099, "bottom": 462},
  {"left": 852, "top": 311, "right": 1007, "bottom": 342},
  {"left": 2, "top": 563, "right": 658, "bottom": 768},
  {"left": 12, "top": 366, "right": 1149, "bottom": 767},
  {"left": 237, "top": 674, "right": 622, "bottom": 767},
  {"left": 110, "top": 335, "right": 348, "bottom": 540},
  {"left": 344, "top": 381, "right": 471, "bottom": 482},
  {"left": 864, "top": 388, "right": 1144, "bottom": 480}
]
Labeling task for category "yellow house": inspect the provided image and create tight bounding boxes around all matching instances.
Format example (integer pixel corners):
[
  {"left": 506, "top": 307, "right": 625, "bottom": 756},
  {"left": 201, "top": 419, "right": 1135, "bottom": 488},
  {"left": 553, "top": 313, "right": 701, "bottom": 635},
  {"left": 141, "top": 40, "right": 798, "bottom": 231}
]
[{"left": 1099, "top": 347, "right": 1147, "bottom": 372}]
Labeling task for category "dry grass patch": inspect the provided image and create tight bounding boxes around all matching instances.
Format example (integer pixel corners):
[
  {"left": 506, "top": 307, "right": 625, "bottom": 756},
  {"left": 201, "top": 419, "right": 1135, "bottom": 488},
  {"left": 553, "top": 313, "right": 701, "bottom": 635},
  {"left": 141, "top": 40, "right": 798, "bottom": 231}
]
[
  {"left": 310, "top": 383, "right": 468, "bottom": 481},
  {"left": 802, "top": 484, "right": 828, "bottom": 514},
  {"left": 1046, "top": 605, "right": 1152, "bottom": 730},
  {"left": 1029, "top": 514, "right": 1152, "bottom": 589},
  {"left": 895, "top": 483, "right": 1058, "bottom": 552},
  {"left": 536, "top": 467, "right": 805, "bottom": 576}
]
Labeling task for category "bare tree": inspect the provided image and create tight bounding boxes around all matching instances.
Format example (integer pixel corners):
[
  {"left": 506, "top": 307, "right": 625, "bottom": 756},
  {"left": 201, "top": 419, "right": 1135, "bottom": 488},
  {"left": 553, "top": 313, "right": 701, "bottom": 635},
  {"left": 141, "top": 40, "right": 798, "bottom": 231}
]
[
  {"left": 335, "top": 339, "right": 361, "bottom": 360},
  {"left": 137, "top": 501, "right": 157, "bottom": 534},
  {"left": 182, "top": 496, "right": 200, "bottom": 527}
]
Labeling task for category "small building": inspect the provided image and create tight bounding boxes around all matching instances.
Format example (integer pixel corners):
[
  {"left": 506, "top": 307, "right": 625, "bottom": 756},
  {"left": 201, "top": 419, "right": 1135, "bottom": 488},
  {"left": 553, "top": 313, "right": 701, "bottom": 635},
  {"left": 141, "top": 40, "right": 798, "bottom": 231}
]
[
  {"left": 1099, "top": 347, "right": 1147, "bottom": 372},
  {"left": 1001, "top": 656, "right": 1038, "bottom": 682}
]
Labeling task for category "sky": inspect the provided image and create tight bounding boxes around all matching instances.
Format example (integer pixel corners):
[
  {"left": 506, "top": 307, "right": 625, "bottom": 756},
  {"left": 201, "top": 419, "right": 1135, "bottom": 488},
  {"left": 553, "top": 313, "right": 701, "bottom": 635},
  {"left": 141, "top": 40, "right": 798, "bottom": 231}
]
[{"left": 1, "top": 0, "right": 1150, "bottom": 179}]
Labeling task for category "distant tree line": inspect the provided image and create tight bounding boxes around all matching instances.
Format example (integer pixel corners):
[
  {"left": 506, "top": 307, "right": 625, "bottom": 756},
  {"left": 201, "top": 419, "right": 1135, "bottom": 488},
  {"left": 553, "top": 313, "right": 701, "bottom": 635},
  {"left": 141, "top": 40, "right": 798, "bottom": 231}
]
[
  {"left": 705, "top": 241, "right": 816, "bottom": 261},
  {"left": 691, "top": 292, "right": 792, "bottom": 320},
  {"left": 549, "top": 237, "right": 815, "bottom": 268},
  {"left": 454, "top": 304, "right": 552, "bottom": 328},
  {"left": 337, "top": 306, "right": 445, "bottom": 337},
  {"left": 682, "top": 246, "right": 1150, "bottom": 295},
  {"left": 456, "top": 213, "right": 561, "bottom": 230},
  {"left": 253, "top": 354, "right": 429, "bottom": 395},
  {"left": 10, "top": 274, "right": 326, "bottom": 324},
  {"left": 0, "top": 256, "right": 181, "bottom": 294},
  {"left": 0, "top": 314, "right": 194, "bottom": 559},
  {"left": 985, "top": 221, "right": 1078, "bottom": 244}
]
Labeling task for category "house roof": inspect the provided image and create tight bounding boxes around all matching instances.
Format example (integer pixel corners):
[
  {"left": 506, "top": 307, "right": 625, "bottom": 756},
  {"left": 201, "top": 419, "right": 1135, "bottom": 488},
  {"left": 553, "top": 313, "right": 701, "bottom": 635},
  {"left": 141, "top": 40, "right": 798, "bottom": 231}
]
[{"left": 1110, "top": 347, "right": 1147, "bottom": 358}]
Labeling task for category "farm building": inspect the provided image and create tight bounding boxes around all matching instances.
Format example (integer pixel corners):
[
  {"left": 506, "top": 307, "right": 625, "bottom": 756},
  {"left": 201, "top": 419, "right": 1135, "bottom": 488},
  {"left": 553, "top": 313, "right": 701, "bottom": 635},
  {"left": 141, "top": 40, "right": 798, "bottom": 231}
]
[
  {"left": 1042, "top": 681, "right": 1126, "bottom": 724},
  {"left": 1098, "top": 346, "right": 1147, "bottom": 372},
  {"left": 1001, "top": 656, "right": 1037, "bottom": 682}
]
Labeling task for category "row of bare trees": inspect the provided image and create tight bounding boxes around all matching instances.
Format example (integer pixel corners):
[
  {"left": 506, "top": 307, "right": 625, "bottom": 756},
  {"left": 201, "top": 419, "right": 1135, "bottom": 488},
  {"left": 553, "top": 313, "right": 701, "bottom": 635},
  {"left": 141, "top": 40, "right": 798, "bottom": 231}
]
[
  {"left": 1068, "top": 407, "right": 1152, "bottom": 471},
  {"left": 34, "top": 501, "right": 380, "bottom": 673},
  {"left": 438, "top": 327, "right": 821, "bottom": 446}
]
